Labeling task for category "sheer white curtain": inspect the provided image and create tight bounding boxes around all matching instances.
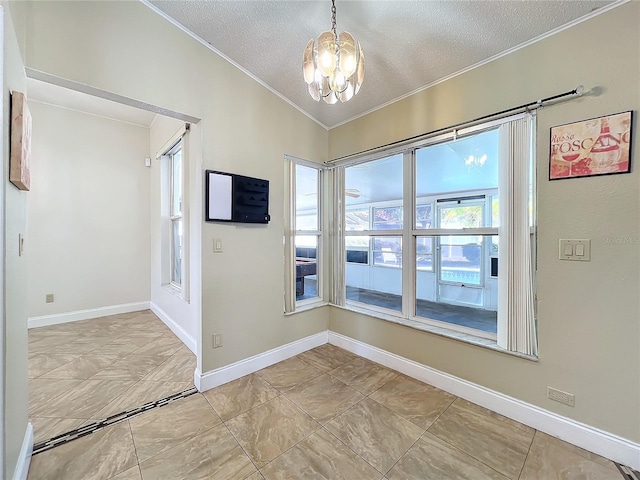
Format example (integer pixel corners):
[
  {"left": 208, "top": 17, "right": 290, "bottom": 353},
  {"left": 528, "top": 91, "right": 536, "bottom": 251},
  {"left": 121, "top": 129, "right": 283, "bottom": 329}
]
[
  {"left": 283, "top": 159, "right": 296, "bottom": 313},
  {"left": 497, "top": 115, "right": 537, "bottom": 356},
  {"left": 331, "top": 167, "right": 346, "bottom": 306}
]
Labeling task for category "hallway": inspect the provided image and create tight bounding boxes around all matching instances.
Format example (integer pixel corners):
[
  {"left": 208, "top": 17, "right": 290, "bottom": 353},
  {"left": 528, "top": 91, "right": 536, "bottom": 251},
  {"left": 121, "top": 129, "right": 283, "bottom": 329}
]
[{"left": 28, "top": 310, "right": 195, "bottom": 445}]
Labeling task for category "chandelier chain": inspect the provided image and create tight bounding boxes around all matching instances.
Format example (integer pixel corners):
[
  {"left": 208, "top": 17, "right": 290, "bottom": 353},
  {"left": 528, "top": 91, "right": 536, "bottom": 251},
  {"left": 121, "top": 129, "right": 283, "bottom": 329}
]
[{"left": 330, "top": 0, "right": 337, "bottom": 37}]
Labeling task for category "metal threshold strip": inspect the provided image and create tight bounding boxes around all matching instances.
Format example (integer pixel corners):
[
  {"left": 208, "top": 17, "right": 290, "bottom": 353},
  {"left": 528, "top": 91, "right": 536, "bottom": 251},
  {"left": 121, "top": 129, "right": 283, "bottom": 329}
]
[
  {"left": 616, "top": 463, "right": 640, "bottom": 480},
  {"left": 32, "top": 386, "right": 198, "bottom": 456}
]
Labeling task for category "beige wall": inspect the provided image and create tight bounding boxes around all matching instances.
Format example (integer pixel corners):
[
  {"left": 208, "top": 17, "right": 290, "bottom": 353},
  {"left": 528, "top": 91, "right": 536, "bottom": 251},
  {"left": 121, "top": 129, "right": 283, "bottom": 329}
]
[
  {"left": 26, "top": 101, "right": 151, "bottom": 318},
  {"left": 10, "top": 1, "right": 637, "bottom": 470},
  {"left": 330, "top": 3, "right": 640, "bottom": 442},
  {"left": 20, "top": 0, "right": 329, "bottom": 374},
  {"left": 3, "top": 3, "right": 28, "bottom": 478}
]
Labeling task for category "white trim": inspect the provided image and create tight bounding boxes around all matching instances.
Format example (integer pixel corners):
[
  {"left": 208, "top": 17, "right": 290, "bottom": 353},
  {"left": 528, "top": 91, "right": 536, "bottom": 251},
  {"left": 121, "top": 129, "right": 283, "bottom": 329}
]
[
  {"left": 139, "top": 0, "right": 328, "bottom": 131},
  {"left": 149, "top": 302, "right": 196, "bottom": 355},
  {"left": 330, "top": 0, "right": 629, "bottom": 130},
  {"left": 25, "top": 68, "right": 200, "bottom": 124},
  {"left": 196, "top": 331, "right": 328, "bottom": 392},
  {"left": 28, "top": 302, "right": 150, "bottom": 329},
  {"left": 13, "top": 422, "right": 33, "bottom": 480},
  {"left": 328, "top": 331, "right": 640, "bottom": 470}
]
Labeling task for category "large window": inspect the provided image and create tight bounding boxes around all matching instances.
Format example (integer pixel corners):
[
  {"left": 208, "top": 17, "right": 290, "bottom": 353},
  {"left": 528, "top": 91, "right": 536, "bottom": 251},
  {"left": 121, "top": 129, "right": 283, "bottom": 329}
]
[{"left": 335, "top": 115, "right": 537, "bottom": 355}]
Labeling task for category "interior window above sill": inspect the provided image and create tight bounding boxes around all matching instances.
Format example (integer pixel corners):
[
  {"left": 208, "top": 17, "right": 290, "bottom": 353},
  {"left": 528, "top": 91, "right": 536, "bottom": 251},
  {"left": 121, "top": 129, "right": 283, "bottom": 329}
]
[{"left": 332, "top": 303, "right": 538, "bottom": 362}]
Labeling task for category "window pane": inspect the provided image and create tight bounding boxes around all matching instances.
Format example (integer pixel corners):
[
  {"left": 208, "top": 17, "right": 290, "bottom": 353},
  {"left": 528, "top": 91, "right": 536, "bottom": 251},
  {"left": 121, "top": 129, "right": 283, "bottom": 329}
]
[
  {"left": 345, "top": 207, "right": 370, "bottom": 232},
  {"left": 295, "top": 164, "right": 318, "bottom": 231},
  {"left": 373, "top": 206, "right": 402, "bottom": 230},
  {"left": 416, "top": 204, "right": 432, "bottom": 229},
  {"left": 416, "top": 128, "right": 498, "bottom": 197},
  {"left": 372, "top": 236, "right": 402, "bottom": 267},
  {"left": 490, "top": 235, "right": 499, "bottom": 277},
  {"left": 346, "top": 235, "right": 402, "bottom": 312},
  {"left": 439, "top": 235, "right": 482, "bottom": 285},
  {"left": 171, "top": 219, "right": 182, "bottom": 285},
  {"left": 346, "top": 235, "right": 369, "bottom": 264},
  {"left": 439, "top": 204, "right": 483, "bottom": 229},
  {"left": 171, "top": 148, "right": 182, "bottom": 217},
  {"left": 295, "top": 235, "right": 318, "bottom": 300},
  {"left": 345, "top": 154, "right": 403, "bottom": 227},
  {"left": 416, "top": 236, "right": 433, "bottom": 271},
  {"left": 346, "top": 235, "right": 369, "bottom": 248},
  {"left": 492, "top": 196, "right": 500, "bottom": 227}
]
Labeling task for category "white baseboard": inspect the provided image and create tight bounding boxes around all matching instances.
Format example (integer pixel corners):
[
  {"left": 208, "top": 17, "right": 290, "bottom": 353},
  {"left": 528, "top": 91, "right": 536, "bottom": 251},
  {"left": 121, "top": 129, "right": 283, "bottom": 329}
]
[
  {"left": 328, "top": 331, "right": 640, "bottom": 471},
  {"left": 13, "top": 422, "right": 33, "bottom": 480},
  {"left": 149, "top": 302, "right": 197, "bottom": 355},
  {"left": 196, "top": 331, "right": 328, "bottom": 392},
  {"left": 28, "top": 302, "right": 150, "bottom": 329}
]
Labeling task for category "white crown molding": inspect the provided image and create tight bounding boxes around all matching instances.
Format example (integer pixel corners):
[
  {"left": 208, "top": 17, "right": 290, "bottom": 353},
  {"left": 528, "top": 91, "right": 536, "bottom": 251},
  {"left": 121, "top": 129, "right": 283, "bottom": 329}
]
[
  {"left": 331, "top": 0, "right": 630, "bottom": 129},
  {"left": 139, "top": 0, "right": 329, "bottom": 131}
]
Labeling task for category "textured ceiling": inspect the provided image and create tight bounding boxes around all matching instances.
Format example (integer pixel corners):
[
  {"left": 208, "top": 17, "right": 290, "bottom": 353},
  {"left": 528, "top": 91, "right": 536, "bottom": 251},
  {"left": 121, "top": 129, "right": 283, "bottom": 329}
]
[{"left": 147, "top": 0, "right": 616, "bottom": 129}]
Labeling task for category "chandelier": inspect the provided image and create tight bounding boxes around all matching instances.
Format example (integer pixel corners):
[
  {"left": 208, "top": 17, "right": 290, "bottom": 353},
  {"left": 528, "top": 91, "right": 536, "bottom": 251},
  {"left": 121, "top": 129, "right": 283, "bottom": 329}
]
[{"left": 302, "top": 0, "right": 364, "bottom": 104}]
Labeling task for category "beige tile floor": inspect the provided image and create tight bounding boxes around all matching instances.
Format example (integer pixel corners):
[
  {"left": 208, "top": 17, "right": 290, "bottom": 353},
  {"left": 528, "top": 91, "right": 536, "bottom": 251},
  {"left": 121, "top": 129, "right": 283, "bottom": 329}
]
[
  {"left": 27, "top": 316, "right": 623, "bottom": 480},
  {"left": 28, "top": 310, "right": 195, "bottom": 445}
]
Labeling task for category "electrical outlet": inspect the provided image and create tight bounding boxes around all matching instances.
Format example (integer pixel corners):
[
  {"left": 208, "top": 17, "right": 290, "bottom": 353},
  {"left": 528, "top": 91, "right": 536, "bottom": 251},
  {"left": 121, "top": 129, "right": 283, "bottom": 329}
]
[
  {"left": 46, "top": 294, "right": 54, "bottom": 303},
  {"left": 547, "top": 387, "right": 575, "bottom": 407},
  {"left": 212, "top": 333, "right": 223, "bottom": 348}
]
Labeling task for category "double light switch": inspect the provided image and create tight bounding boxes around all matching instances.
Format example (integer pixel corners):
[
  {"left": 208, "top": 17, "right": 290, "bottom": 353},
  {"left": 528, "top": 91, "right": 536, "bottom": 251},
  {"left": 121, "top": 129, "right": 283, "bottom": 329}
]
[{"left": 559, "top": 239, "right": 591, "bottom": 261}]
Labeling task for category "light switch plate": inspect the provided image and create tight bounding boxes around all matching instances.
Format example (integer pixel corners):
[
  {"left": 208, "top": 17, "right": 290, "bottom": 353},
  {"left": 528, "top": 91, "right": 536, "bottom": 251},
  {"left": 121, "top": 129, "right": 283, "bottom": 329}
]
[
  {"left": 214, "top": 238, "right": 223, "bottom": 253},
  {"left": 559, "top": 239, "right": 591, "bottom": 261}
]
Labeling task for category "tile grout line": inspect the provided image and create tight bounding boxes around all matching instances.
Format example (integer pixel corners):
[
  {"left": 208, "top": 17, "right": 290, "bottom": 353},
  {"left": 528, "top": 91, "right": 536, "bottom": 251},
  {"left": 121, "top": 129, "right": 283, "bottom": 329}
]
[
  {"left": 517, "top": 428, "right": 538, "bottom": 479},
  {"left": 126, "top": 419, "right": 142, "bottom": 475},
  {"left": 425, "top": 399, "right": 522, "bottom": 479},
  {"left": 319, "top": 423, "right": 386, "bottom": 478}
]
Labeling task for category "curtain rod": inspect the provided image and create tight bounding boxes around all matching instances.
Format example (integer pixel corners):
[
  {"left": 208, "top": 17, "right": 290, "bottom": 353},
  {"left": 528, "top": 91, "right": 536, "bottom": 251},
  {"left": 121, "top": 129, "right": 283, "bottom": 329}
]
[{"left": 326, "top": 85, "right": 585, "bottom": 165}]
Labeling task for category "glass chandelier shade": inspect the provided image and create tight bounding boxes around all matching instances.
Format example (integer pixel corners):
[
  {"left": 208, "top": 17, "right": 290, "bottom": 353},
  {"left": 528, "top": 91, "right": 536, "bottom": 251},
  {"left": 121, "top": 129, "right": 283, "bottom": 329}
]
[{"left": 303, "top": 1, "right": 364, "bottom": 104}]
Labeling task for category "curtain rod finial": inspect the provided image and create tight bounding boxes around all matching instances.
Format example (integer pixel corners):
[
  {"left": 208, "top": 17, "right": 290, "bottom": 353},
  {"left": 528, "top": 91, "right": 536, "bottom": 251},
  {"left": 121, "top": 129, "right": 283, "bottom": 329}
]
[{"left": 575, "top": 85, "right": 585, "bottom": 96}]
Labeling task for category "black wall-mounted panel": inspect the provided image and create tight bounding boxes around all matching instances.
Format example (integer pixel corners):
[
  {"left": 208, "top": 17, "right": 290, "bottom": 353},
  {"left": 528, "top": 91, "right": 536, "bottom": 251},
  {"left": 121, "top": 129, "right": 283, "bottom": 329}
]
[{"left": 205, "top": 170, "right": 270, "bottom": 224}]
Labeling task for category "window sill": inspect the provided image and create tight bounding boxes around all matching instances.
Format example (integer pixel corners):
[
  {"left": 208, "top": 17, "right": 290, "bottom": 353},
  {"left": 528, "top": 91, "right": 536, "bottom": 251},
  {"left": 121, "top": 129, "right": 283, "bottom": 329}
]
[
  {"left": 162, "top": 283, "right": 184, "bottom": 300},
  {"left": 332, "top": 303, "right": 538, "bottom": 362},
  {"left": 285, "top": 300, "right": 329, "bottom": 316}
]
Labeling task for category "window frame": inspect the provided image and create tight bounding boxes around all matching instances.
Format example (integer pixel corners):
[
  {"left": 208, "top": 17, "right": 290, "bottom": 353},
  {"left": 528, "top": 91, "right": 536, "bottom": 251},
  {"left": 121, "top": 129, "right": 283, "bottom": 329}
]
[
  {"left": 285, "top": 157, "right": 327, "bottom": 312},
  {"left": 157, "top": 124, "right": 190, "bottom": 302},
  {"left": 334, "top": 114, "right": 536, "bottom": 346},
  {"left": 167, "top": 140, "right": 183, "bottom": 289}
]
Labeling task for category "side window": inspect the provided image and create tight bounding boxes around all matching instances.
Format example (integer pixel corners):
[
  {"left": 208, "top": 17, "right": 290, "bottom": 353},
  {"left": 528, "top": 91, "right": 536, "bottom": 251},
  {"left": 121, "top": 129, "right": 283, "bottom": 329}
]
[
  {"left": 295, "top": 164, "right": 321, "bottom": 302},
  {"left": 169, "top": 142, "right": 183, "bottom": 287},
  {"left": 161, "top": 135, "right": 188, "bottom": 296},
  {"left": 285, "top": 158, "right": 324, "bottom": 312}
]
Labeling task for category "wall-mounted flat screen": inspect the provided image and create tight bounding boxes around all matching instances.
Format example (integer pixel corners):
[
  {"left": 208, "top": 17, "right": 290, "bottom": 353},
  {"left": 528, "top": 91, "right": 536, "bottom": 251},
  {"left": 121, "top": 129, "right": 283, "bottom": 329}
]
[{"left": 205, "top": 170, "right": 270, "bottom": 224}]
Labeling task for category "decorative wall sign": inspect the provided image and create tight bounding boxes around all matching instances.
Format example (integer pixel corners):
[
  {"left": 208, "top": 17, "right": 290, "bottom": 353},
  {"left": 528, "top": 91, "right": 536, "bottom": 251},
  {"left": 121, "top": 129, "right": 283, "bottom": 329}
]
[
  {"left": 549, "top": 111, "right": 632, "bottom": 180},
  {"left": 10, "top": 91, "right": 32, "bottom": 191}
]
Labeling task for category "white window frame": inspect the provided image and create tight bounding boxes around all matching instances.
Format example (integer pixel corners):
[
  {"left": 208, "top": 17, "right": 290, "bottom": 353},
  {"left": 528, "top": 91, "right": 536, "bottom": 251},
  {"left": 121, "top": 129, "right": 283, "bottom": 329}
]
[
  {"left": 333, "top": 113, "right": 537, "bottom": 354},
  {"left": 158, "top": 124, "right": 190, "bottom": 301},
  {"left": 168, "top": 140, "right": 183, "bottom": 289},
  {"left": 284, "top": 156, "right": 327, "bottom": 313}
]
